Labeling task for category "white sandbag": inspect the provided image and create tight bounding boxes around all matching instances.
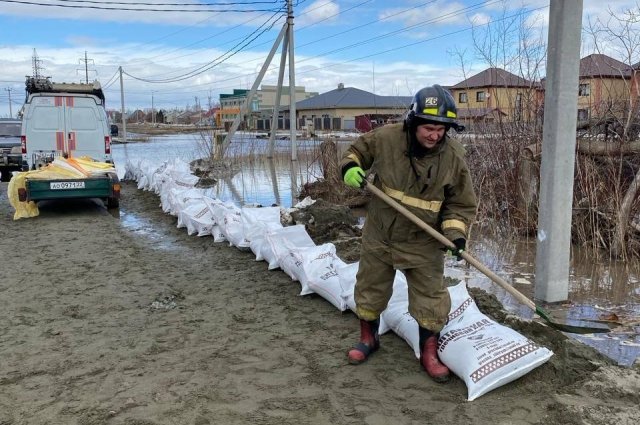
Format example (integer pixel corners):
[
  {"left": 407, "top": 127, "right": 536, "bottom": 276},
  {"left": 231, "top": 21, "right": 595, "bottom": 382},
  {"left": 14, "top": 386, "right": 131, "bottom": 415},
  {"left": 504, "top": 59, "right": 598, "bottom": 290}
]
[
  {"left": 209, "top": 202, "right": 238, "bottom": 243},
  {"left": 211, "top": 225, "right": 227, "bottom": 243},
  {"left": 222, "top": 211, "right": 249, "bottom": 249},
  {"left": 168, "top": 187, "right": 207, "bottom": 218},
  {"left": 177, "top": 198, "right": 216, "bottom": 236},
  {"left": 439, "top": 282, "right": 553, "bottom": 401},
  {"left": 379, "top": 272, "right": 419, "bottom": 349},
  {"left": 282, "top": 243, "right": 349, "bottom": 309},
  {"left": 241, "top": 207, "right": 283, "bottom": 261},
  {"left": 202, "top": 198, "right": 227, "bottom": 242},
  {"left": 209, "top": 202, "right": 238, "bottom": 226},
  {"left": 264, "top": 225, "right": 315, "bottom": 270},
  {"left": 337, "top": 262, "right": 358, "bottom": 313},
  {"left": 309, "top": 259, "right": 350, "bottom": 311}
]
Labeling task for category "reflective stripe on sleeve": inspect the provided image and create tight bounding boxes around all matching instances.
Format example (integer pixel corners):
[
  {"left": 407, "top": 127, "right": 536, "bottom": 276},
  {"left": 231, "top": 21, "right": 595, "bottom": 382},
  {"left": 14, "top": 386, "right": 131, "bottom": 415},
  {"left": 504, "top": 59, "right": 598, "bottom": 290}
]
[
  {"left": 442, "top": 219, "right": 467, "bottom": 234},
  {"left": 381, "top": 183, "right": 442, "bottom": 212},
  {"left": 345, "top": 153, "right": 362, "bottom": 168}
]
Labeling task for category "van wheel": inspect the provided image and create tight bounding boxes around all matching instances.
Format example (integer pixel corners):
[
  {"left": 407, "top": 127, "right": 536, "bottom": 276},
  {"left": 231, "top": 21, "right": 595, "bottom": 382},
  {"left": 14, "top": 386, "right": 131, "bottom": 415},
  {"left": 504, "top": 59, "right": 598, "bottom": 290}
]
[{"left": 107, "top": 197, "right": 120, "bottom": 209}]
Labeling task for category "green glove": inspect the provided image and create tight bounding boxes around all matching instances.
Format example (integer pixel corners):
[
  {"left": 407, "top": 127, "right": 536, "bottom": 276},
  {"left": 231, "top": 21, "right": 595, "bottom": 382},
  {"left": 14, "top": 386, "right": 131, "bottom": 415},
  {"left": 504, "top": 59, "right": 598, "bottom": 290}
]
[{"left": 344, "top": 166, "right": 365, "bottom": 188}]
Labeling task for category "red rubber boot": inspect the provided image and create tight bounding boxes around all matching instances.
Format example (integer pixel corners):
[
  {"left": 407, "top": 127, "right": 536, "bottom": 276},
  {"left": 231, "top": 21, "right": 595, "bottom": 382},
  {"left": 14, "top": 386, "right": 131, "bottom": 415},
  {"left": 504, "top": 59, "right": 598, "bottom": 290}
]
[
  {"left": 420, "top": 333, "right": 450, "bottom": 383},
  {"left": 347, "top": 319, "right": 380, "bottom": 365}
]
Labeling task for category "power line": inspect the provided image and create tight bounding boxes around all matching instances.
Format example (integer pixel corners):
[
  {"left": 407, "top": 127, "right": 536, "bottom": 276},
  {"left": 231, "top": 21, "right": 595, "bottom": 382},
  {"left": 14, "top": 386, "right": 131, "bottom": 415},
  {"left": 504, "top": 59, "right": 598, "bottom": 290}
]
[
  {"left": 49, "top": 0, "right": 281, "bottom": 5},
  {"left": 132, "top": 0, "right": 484, "bottom": 84},
  {"left": 125, "top": 0, "right": 336, "bottom": 65},
  {"left": 124, "top": 10, "right": 285, "bottom": 83},
  {"left": 0, "top": 0, "right": 283, "bottom": 12},
  {"left": 142, "top": 9, "right": 278, "bottom": 63},
  {"left": 102, "top": 69, "right": 121, "bottom": 90},
  {"left": 295, "top": 4, "right": 551, "bottom": 77},
  {"left": 296, "top": 0, "right": 503, "bottom": 65},
  {"left": 110, "top": 3, "right": 549, "bottom": 99},
  {"left": 296, "top": 0, "right": 438, "bottom": 49},
  {"left": 120, "top": 0, "right": 497, "bottom": 88}
]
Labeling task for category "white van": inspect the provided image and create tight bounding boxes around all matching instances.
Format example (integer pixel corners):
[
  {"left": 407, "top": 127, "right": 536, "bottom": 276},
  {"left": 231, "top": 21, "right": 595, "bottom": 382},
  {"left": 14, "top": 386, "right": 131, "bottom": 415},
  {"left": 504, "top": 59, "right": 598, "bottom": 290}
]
[{"left": 21, "top": 78, "right": 113, "bottom": 169}]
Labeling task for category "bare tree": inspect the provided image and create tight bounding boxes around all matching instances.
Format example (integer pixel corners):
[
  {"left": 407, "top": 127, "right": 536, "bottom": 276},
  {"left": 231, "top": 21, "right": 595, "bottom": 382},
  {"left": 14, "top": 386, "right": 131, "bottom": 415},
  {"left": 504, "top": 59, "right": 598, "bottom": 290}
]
[{"left": 582, "top": 5, "right": 640, "bottom": 257}]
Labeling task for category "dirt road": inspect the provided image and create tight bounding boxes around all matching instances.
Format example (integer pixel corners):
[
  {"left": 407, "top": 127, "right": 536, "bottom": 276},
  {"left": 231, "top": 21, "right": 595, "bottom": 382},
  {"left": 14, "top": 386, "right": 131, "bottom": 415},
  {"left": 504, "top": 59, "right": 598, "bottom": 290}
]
[{"left": 1, "top": 181, "right": 639, "bottom": 425}]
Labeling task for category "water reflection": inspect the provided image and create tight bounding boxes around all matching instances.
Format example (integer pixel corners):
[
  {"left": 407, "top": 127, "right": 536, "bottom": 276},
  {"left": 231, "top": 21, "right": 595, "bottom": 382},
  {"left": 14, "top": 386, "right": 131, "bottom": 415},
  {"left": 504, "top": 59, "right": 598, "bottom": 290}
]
[
  {"left": 111, "top": 132, "right": 334, "bottom": 208},
  {"left": 112, "top": 132, "right": 639, "bottom": 366}
]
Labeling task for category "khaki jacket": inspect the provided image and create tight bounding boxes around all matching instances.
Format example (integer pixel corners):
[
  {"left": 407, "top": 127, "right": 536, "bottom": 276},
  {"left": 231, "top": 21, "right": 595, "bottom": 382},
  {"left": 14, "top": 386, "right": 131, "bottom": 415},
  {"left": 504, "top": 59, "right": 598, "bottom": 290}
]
[{"left": 341, "top": 123, "right": 477, "bottom": 266}]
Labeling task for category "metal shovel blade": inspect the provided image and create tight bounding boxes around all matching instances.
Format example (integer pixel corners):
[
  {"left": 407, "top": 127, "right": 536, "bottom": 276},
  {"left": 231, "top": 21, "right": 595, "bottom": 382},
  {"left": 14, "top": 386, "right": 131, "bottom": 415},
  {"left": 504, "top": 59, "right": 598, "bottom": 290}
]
[{"left": 536, "top": 307, "right": 612, "bottom": 334}]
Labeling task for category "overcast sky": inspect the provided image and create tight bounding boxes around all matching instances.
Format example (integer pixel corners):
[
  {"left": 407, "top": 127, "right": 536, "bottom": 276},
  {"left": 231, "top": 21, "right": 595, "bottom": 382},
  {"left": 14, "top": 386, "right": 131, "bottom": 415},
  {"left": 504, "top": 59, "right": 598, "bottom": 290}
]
[{"left": 0, "top": 0, "right": 638, "bottom": 117}]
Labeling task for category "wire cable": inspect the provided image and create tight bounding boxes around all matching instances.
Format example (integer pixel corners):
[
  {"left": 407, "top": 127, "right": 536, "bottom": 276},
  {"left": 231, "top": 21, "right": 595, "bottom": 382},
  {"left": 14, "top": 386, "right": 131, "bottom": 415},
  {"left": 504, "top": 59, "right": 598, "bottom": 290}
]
[
  {"left": 0, "top": 0, "right": 282, "bottom": 12},
  {"left": 296, "top": 0, "right": 503, "bottom": 65},
  {"left": 49, "top": 0, "right": 280, "bottom": 5},
  {"left": 111, "top": 3, "right": 548, "bottom": 98},
  {"left": 124, "top": 11, "right": 285, "bottom": 82},
  {"left": 102, "top": 69, "right": 121, "bottom": 90},
  {"left": 129, "top": 0, "right": 335, "bottom": 65}
]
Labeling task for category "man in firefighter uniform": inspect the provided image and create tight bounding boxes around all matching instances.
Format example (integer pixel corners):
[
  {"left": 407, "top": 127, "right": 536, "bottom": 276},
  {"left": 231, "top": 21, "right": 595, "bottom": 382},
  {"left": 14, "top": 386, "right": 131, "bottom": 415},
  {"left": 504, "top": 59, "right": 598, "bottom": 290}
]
[{"left": 340, "top": 84, "right": 477, "bottom": 382}]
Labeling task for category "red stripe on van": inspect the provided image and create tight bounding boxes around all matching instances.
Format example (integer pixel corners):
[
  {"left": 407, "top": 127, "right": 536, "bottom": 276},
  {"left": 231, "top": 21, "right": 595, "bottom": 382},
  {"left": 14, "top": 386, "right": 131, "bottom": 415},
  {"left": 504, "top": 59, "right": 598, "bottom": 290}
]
[
  {"left": 56, "top": 132, "right": 64, "bottom": 151},
  {"left": 66, "top": 97, "right": 74, "bottom": 107},
  {"left": 68, "top": 132, "right": 76, "bottom": 151},
  {"left": 55, "top": 97, "right": 63, "bottom": 107}
]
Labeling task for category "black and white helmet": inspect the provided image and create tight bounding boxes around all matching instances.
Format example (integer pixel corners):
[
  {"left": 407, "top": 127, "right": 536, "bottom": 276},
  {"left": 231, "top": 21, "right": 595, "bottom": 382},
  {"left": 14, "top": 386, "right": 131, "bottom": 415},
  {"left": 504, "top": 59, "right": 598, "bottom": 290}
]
[{"left": 406, "top": 84, "right": 463, "bottom": 131}]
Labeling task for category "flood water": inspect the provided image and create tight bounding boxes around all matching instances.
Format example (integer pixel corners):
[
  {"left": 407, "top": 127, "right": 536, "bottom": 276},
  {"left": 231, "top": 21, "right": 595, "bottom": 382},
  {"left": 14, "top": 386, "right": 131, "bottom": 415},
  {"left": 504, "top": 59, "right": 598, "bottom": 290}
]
[{"left": 112, "top": 132, "right": 640, "bottom": 366}]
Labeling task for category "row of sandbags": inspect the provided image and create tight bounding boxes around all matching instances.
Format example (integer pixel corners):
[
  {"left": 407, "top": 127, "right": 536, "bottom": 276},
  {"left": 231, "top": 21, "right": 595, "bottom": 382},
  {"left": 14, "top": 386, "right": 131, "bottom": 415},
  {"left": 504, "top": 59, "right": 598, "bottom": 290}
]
[{"left": 124, "top": 158, "right": 553, "bottom": 401}]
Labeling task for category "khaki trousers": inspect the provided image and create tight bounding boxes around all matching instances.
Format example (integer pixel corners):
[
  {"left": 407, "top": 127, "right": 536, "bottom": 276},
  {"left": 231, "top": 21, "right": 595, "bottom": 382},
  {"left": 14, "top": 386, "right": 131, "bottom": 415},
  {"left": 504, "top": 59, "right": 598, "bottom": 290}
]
[{"left": 354, "top": 243, "right": 451, "bottom": 333}]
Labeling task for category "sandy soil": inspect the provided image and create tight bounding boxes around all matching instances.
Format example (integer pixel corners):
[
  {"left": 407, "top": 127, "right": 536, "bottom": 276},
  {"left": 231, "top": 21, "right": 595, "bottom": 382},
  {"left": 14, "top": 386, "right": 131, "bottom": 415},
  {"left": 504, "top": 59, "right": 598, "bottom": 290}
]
[{"left": 1, "top": 181, "right": 639, "bottom": 425}]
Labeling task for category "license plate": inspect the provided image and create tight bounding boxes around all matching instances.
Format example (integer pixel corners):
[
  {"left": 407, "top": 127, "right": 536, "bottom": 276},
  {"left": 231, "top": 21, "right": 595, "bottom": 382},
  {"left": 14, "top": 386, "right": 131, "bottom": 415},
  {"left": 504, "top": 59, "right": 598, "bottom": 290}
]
[{"left": 50, "top": 181, "right": 85, "bottom": 190}]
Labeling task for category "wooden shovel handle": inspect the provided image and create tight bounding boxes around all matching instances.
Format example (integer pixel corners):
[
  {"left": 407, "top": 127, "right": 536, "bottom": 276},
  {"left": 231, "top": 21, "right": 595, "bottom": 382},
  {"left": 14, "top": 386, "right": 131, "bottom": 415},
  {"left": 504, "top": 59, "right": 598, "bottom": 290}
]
[{"left": 365, "top": 182, "right": 537, "bottom": 311}]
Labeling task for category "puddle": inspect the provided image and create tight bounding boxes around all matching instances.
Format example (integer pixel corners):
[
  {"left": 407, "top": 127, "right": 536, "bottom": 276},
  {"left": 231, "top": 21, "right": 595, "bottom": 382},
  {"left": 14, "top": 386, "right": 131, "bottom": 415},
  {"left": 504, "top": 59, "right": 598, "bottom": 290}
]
[
  {"left": 118, "top": 208, "right": 186, "bottom": 252},
  {"left": 445, "top": 241, "right": 640, "bottom": 367},
  {"left": 112, "top": 132, "right": 640, "bottom": 366}
]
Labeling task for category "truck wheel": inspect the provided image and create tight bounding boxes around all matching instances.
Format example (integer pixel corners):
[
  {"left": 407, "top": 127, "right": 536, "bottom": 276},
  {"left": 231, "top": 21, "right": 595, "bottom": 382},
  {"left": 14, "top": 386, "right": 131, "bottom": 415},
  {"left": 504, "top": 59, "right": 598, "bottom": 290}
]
[{"left": 107, "top": 197, "right": 120, "bottom": 209}]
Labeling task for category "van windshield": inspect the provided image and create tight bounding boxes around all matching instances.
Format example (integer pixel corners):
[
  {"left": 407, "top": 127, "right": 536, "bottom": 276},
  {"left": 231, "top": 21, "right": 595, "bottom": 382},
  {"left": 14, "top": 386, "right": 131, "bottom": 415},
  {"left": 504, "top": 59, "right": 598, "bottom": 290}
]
[{"left": 0, "top": 122, "right": 21, "bottom": 137}]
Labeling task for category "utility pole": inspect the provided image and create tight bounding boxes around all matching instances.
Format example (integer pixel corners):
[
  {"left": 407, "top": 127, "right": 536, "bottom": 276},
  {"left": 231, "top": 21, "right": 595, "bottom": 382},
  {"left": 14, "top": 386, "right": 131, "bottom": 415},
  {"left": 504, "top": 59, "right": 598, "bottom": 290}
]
[
  {"left": 535, "top": 0, "right": 583, "bottom": 303},
  {"left": 223, "top": 0, "right": 298, "bottom": 161},
  {"left": 119, "top": 66, "right": 127, "bottom": 143},
  {"left": 31, "top": 49, "right": 45, "bottom": 79},
  {"left": 78, "top": 51, "right": 95, "bottom": 84},
  {"left": 4, "top": 88, "right": 13, "bottom": 117},
  {"left": 286, "top": 0, "right": 298, "bottom": 161},
  {"left": 268, "top": 34, "right": 289, "bottom": 157},
  {"left": 152, "top": 91, "right": 155, "bottom": 125}
]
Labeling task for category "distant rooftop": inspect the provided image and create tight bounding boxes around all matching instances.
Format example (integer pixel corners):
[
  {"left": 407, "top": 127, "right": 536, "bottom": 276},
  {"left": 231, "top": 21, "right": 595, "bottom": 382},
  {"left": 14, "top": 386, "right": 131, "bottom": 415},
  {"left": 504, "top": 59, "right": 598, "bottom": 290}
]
[
  {"left": 293, "top": 84, "right": 411, "bottom": 110},
  {"left": 579, "top": 53, "right": 632, "bottom": 78},
  {"left": 450, "top": 68, "right": 533, "bottom": 89}
]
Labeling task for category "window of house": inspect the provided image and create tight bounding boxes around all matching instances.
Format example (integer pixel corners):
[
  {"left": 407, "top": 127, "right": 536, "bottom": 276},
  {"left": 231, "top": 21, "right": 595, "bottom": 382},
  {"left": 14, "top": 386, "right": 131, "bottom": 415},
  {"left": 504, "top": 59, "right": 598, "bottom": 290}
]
[
  {"left": 579, "top": 83, "right": 590, "bottom": 96},
  {"left": 577, "top": 109, "right": 589, "bottom": 121},
  {"left": 459, "top": 92, "right": 468, "bottom": 103},
  {"left": 476, "top": 91, "right": 486, "bottom": 102}
]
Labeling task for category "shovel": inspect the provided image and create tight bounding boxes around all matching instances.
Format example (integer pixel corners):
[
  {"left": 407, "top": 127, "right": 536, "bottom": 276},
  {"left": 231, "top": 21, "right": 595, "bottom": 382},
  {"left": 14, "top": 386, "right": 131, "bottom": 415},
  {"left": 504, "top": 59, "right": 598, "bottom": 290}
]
[{"left": 365, "top": 182, "right": 610, "bottom": 334}]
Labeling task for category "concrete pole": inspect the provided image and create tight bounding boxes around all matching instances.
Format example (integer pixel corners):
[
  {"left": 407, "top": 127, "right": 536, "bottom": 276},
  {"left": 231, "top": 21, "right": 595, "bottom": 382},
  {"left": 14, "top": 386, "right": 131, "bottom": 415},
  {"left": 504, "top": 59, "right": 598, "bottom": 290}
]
[
  {"left": 119, "top": 67, "right": 127, "bottom": 144},
  {"left": 222, "top": 24, "right": 287, "bottom": 155},
  {"left": 535, "top": 0, "right": 583, "bottom": 303},
  {"left": 287, "top": 0, "right": 298, "bottom": 161},
  {"left": 85, "top": 51, "right": 89, "bottom": 84},
  {"left": 268, "top": 34, "right": 289, "bottom": 158}
]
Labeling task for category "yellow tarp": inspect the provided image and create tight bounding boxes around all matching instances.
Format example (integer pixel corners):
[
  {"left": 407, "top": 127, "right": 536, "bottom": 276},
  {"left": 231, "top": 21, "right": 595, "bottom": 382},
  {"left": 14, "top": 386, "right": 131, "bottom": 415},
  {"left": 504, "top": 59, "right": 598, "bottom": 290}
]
[{"left": 8, "top": 157, "right": 116, "bottom": 220}]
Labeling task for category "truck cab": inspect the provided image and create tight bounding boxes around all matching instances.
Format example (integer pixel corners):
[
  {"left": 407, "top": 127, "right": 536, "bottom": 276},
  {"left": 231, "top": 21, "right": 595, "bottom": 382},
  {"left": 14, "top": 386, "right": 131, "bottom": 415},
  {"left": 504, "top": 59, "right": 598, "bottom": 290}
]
[{"left": 0, "top": 118, "right": 28, "bottom": 181}]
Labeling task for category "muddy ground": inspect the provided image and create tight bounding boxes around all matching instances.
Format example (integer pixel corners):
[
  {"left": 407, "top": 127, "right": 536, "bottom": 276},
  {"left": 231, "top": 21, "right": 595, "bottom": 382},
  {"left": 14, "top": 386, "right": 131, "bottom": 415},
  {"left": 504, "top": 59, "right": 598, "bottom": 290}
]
[{"left": 0, "top": 180, "right": 639, "bottom": 425}]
